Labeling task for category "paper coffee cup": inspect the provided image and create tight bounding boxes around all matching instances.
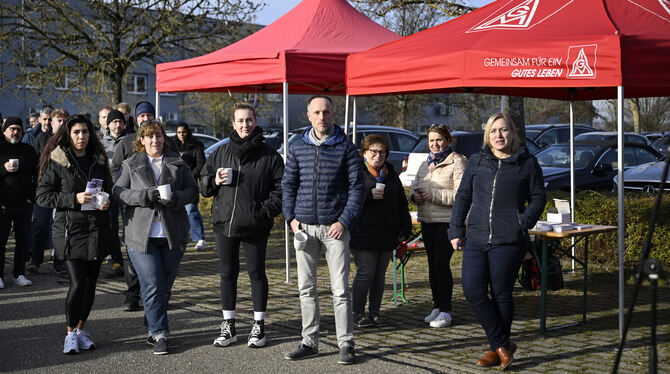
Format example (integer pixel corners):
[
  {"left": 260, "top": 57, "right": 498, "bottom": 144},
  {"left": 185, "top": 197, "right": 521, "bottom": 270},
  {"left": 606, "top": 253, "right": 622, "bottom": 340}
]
[
  {"left": 375, "top": 183, "right": 385, "bottom": 190},
  {"left": 95, "top": 192, "right": 109, "bottom": 208},
  {"left": 222, "top": 167, "right": 233, "bottom": 185},
  {"left": 157, "top": 184, "right": 172, "bottom": 200},
  {"left": 9, "top": 159, "right": 19, "bottom": 168},
  {"left": 293, "top": 231, "right": 309, "bottom": 251}
]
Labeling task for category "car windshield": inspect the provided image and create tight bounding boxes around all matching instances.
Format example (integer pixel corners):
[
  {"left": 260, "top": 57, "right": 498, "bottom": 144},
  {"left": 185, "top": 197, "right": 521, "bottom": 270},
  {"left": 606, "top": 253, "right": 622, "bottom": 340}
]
[
  {"left": 536, "top": 145, "right": 602, "bottom": 168},
  {"left": 525, "top": 129, "right": 541, "bottom": 140},
  {"left": 575, "top": 133, "right": 614, "bottom": 142}
]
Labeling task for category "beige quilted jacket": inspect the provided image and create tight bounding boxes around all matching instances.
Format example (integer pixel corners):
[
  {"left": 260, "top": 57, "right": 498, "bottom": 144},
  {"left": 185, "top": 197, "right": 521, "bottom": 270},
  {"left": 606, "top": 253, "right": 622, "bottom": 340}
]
[{"left": 409, "top": 152, "right": 467, "bottom": 223}]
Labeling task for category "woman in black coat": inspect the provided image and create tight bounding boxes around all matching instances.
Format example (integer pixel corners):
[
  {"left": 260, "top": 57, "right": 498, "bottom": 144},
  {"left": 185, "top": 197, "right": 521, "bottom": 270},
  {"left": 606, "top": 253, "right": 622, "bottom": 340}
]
[
  {"left": 36, "top": 115, "right": 113, "bottom": 355},
  {"left": 449, "top": 113, "right": 546, "bottom": 370},
  {"left": 200, "top": 103, "right": 283, "bottom": 348},
  {"left": 173, "top": 123, "right": 207, "bottom": 250},
  {"left": 349, "top": 135, "right": 412, "bottom": 328}
]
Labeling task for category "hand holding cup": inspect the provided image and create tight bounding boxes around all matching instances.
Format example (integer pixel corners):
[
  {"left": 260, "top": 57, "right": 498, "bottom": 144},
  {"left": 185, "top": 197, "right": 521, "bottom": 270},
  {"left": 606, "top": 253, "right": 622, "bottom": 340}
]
[{"left": 215, "top": 167, "right": 232, "bottom": 185}]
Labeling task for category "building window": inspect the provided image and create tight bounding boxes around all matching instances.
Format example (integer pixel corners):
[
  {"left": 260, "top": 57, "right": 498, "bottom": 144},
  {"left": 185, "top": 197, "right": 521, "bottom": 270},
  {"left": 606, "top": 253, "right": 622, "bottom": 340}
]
[
  {"left": 18, "top": 67, "right": 39, "bottom": 89},
  {"left": 127, "top": 74, "right": 147, "bottom": 94},
  {"left": 435, "top": 102, "right": 448, "bottom": 116},
  {"left": 160, "top": 92, "right": 177, "bottom": 97},
  {"left": 266, "top": 93, "right": 282, "bottom": 102},
  {"left": 165, "top": 112, "right": 178, "bottom": 121},
  {"left": 56, "top": 74, "right": 79, "bottom": 91}
]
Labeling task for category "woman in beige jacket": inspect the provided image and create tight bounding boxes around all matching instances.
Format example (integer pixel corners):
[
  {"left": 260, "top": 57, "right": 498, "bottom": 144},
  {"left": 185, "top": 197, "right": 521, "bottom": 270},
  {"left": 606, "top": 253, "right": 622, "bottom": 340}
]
[{"left": 409, "top": 124, "right": 467, "bottom": 328}]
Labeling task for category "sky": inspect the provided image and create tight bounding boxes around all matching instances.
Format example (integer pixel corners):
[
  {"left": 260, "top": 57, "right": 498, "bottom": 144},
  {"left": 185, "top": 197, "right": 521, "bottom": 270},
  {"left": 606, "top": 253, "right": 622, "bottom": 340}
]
[{"left": 253, "top": 0, "right": 495, "bottom": 26}]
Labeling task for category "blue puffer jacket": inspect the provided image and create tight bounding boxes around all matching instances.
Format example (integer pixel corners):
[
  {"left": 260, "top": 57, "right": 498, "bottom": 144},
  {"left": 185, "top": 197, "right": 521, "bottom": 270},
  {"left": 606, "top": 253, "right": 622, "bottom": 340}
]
[
  {"left": 448, "top": 146, "right": 546, "bottom": 246},
  {"left": 282, "top": 125, "right": 365, "bottom": 228}
]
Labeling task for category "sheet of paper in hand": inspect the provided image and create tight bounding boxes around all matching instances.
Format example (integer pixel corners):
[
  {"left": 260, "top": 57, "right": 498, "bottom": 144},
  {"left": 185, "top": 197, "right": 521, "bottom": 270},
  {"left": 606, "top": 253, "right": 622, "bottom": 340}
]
[{"left": 81, "top": 178, "right": 104, "bottom": 211}]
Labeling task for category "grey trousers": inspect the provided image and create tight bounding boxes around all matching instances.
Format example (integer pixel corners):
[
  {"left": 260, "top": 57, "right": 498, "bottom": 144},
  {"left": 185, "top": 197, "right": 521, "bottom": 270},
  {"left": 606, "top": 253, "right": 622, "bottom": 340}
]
[
  {"left": 295, "top": 223, "right": 354, "bottom": 349},
  {"left": 351, "top": 249, "right": 393, "bottom": 316}
]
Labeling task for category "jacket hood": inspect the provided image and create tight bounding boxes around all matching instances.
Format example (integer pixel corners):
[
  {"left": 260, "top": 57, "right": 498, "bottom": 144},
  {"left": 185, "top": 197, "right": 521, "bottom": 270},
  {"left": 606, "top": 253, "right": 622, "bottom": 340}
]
[
  {"left": 50, "top": 145, "right": 107, "bottom": 168},
  {"left": 301, "top": 124, "right": 346, "bottom": 146}
]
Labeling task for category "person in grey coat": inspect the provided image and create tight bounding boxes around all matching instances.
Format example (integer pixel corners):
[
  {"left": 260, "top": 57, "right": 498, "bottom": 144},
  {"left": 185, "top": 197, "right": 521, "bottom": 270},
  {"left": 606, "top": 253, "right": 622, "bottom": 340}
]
[{"left": 112, "top": 120, "right": 198, "bottom": 355}]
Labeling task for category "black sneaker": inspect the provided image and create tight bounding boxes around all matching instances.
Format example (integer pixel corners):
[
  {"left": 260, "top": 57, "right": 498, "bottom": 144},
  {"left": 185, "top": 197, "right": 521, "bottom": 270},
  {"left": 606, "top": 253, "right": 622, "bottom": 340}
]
[
  {"left": 26, "top": 263, "right": 39, "bottom": 275},
  {"left": 284, "top": 343, "right": 318, "bottom": 360},
  {"left": 369, "top": 312, "right": 387, "bottom": 327},
  {"left": 153, "top": 337, "right": 168, "bottom": 355},
  {"left": 123, "top": 297, "right": 142, "bottom": 312},
  {"left": 105, "top": 264, "right": 124, "bottom": 278},
  {"left": 146, "top": 336, "right": 157, "bottom": 346},
  {"left": 213, "top": 319, "right": 237, "bottom": 347},
  {"left": 338, "top": 345, "right": 355, "bottom": 365},
  {"left": 353, "top": 313, "right": 374, "bottom": 328},
  {"left": 247, "top": 320, "right": 266, "bottom": 348}
]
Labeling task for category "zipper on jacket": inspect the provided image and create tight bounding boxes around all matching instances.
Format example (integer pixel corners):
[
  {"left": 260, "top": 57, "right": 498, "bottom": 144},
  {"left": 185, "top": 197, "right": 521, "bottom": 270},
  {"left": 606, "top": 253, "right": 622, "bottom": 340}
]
[
  {"left": 228, "top": 157, "right": 244, "bottom": 236},
  {"left": 312, "top": 146, "right": 320, "bottom": 223},
  {"left": 488, "top": 159, "right": 501, "bottom": 244}
]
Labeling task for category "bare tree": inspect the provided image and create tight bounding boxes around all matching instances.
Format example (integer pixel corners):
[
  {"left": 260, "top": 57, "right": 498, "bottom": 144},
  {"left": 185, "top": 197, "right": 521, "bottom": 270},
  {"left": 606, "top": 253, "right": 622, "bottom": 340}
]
[
  {"left": 0, "top": 0, "right": 261, "bottom": 106},
  {"left": 600, "top": 97, "right": 670, "bottom": 132}
]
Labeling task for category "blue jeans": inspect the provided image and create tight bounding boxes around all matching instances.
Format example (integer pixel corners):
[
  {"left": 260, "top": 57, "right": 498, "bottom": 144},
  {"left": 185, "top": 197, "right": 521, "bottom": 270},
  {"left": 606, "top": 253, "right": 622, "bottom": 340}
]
[
  {"left": 127, "top": 239, "right": 184, "bottom": 337},
  {"left": 107, "top": 201, "right": 124, "bottom": 265},
  {"left": 185, "top": 203, "right": 204, "bottom": 242},
  {"left": 461, "top": 242, "right": 525, "bottom": 351}
]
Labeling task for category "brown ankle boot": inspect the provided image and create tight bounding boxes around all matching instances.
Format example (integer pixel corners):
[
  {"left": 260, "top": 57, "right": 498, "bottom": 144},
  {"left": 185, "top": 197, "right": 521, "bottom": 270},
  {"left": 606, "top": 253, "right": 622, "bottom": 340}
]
[
  {"left": 476, "top": 350, "right": 500, "bottom": 366},
  {"left": 496, "top": 345, "right": 513, "bottom": 371}
]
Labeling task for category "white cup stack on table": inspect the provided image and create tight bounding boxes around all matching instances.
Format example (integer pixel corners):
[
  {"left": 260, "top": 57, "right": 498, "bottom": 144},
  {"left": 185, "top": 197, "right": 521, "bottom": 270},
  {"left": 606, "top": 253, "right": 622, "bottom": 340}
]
[{"left": 157, "top": 184, "right": 172, "bottom": 200}]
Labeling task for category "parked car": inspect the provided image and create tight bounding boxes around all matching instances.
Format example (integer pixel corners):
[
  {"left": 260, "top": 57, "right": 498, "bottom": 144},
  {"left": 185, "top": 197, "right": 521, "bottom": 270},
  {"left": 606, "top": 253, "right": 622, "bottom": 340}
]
[
  {"left": 574, "top": 131, "right": 649, "bottom": 145},
  {"left": 536, "top": 141, "right": 662, "bottom": 191},
  {"left": 204, "top": 137, "right": 230, "bottom": 158},
  {"left": 166, "top": 132, "right": 221, "bottom": 150},
  {"left": 398, "top": 132, "right": 541, "bottom": 187},
  {"left": 642, "top": 132, "right": 667, "bottom": 143},
  {"left": 525, "top": 123, "right": 595, "bottom": 149},
  {"left": 613, "top": 159, "right": 670, "bottom": 194},
  {"left": 649, "top": 137, "right": 669, "bottom": 155},
  {"left": 277, "top": 125, "right": 420, "bottom": 171}
]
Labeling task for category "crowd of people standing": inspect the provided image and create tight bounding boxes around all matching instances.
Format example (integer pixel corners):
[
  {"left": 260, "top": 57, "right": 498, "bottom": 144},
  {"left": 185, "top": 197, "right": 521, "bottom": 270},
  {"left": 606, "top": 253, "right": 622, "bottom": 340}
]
[{"left": 0, "top": 96, "right": 546, "bottom": 370}]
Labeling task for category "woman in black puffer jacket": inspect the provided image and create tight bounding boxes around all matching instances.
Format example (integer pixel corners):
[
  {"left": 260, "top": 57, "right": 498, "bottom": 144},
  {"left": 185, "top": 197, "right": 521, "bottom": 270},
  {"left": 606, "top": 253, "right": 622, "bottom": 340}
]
[
  {"left": 449, "top": 113, "right": 546, "bottom": 371},
  {"left": 199, "top": 103, "right": 283, "bottom": 348},
  {"left": 349, "top": 135, "right": 411, "bottom": 328},
  {"left": 173, "top": 123, "right": 207, "bottom": 250},
  {"left": 36, "top": 115, "right": 113, "bottom": 355}
]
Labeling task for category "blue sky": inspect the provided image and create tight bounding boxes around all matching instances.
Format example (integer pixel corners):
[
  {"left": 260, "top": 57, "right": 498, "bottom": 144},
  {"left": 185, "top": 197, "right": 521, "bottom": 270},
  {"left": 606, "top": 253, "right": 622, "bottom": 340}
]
[{"left": 254, "top": 0, "right": 495, "bottom": 26}]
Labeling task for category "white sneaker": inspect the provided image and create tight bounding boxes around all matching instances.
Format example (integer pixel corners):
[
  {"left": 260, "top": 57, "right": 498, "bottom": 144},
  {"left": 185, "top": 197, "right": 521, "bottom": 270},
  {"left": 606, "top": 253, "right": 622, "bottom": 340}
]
[
  {"left": 424, "top": 308, "right": 440, "bottom": 323},
  {"left": 0, "top": 278, "right": 5, "bottom": 289},
  {"left": 76, "top": 328, "right": 96, "bottom": 350},
  {"left": 194, "top": 240, "right": 207, "bottom": 250},
  {"left": 13, "top": 275, "right": 32, "bottom": 287},
  {"left": 63, "top": 331, "right": 79, "bottom": 354},
  {"left": 429, "top": 312, "right": 452, "bottom": 328}
]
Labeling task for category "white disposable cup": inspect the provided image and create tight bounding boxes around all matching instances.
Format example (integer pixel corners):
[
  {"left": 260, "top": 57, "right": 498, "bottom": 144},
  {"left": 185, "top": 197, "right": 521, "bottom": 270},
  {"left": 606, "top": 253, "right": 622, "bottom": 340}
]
[
  {"left": 157, "top": 184, "right": 172, "bottom": 200},
  {"left": 222, "top": 167, "right": 233, "bottom": 185},
  {"left": 9, "top": 159, "right": 19, "bottom": 168},
  {"left": 95, "top": 192, "right": 109, "bottom": 208},
  {"left": 294, "top": 231, "right": 309, "bottom": 251},
  {"left": 375, "top": 183, "right": 385, "bottom": 190}
]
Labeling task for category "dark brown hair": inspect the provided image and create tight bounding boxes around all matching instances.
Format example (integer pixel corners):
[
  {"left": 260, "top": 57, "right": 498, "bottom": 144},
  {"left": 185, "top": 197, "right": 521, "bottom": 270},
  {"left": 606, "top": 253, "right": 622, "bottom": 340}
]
[
  {"left": 133, "top": 120, "right": 170, "bottom": 153},
  {"left": 359, "top": 134, "right": 390, "bottom": 159},
  {"left": 427, "top": 124, "right": 453, "bottom": 144}
]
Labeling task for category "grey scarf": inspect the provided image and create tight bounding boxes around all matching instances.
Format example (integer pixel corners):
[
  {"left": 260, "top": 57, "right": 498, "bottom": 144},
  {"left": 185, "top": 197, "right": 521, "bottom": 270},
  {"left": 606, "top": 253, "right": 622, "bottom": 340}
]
[{"left": 308, "top": 125, "right": 335, "bottom": 146}]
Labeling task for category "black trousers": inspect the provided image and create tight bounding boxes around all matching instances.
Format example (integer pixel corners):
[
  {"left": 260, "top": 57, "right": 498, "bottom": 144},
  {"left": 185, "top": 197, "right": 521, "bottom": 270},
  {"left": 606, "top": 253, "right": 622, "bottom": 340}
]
[
  {"left": 64, "top": 259, "right": 103, "bottom": 328},
  {"left": 0, "top": 202, "right": 32, "bottom": 279},
  {"left": 215, "top": 232, "right": 269, "bottom": 312},
  {"left": 421, "top": 222, "right": 454, "bottom": 312}
]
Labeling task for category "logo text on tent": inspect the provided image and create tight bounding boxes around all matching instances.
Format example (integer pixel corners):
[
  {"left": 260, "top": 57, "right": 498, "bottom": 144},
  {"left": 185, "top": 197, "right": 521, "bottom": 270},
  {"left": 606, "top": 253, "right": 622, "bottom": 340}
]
[
  {"left": 469, "top": 0, "right": 540, "bottom": 32},
  {"left": 566, "top": 45, "right": 597, "bottom": 79}
]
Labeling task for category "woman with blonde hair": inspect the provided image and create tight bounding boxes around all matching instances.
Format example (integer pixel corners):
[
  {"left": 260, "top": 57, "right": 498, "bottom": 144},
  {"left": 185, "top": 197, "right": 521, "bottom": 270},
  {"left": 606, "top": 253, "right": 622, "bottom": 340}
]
[
  {"left": 409, "top": 124, "right": 467, "bottom": 328},
  {"left": 449, "top": 113, "right": 546, "bottom": 370}
]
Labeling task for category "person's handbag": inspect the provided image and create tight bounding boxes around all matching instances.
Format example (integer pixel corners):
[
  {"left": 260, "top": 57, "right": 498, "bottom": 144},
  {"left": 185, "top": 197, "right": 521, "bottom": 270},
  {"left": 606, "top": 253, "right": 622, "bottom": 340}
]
[{"left": 518, "top": 252, "right": 564, "bottom": 291}]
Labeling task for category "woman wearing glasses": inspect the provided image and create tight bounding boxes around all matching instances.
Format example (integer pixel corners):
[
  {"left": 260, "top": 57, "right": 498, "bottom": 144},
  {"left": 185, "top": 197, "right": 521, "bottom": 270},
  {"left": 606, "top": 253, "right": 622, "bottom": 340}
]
[
  {"left": 349, "top": 135, "right": 411, "bottom": 328},
  {"left": 409, "top": 124, "right": 467, "bottom": 328}
]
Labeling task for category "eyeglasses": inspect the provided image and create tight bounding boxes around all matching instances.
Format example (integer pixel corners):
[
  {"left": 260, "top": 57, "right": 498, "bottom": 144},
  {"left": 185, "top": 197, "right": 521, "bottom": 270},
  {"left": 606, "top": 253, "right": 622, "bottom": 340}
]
[{"left": 366, "top": 149, "right": 386, "bottom": 156}]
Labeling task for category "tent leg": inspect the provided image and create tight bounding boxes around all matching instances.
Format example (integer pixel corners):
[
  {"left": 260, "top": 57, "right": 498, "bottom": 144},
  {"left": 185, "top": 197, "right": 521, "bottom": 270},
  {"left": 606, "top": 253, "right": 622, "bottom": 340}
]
[
  {"left": 352, "top": 97, "right": 358, "bottom": 145},
  {"left": 155, "top": 91, "right": 160, "bottom": 122},
  {"left": 570, "top": 100, "right": 575, "bottom": 272},
  {"left": 283, "top": 82, "right": 291, "bottom": 284},
  {"left": 617, "top": 86, "right": 624, "bottom": 341},
  {"left": 500, "top": 95, "right": 507, "bottom": 112},
  {"left": 344, "top": 95, "right": 350, "bottom": 135}
]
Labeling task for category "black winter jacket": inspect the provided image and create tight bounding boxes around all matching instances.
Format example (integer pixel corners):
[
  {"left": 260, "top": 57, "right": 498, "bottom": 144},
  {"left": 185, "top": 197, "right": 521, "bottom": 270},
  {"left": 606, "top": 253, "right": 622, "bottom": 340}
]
[
  {"left": 0, "top": 138, "right": 39, "bottom": 206},
  {"left": 448, "top": 146, "right": 546, "bottom": 246},
  {"left": 36, "top": 146, "right": 113, "bottom": 261},
  {"left": 200, "top": 137, "right": 284, "bottom": 238},
  {"left": 173, "top": 136, "right": 205, "bottom": 179},
  {"left": 349, "top": 162, "right": 412, "bottom": 251}
]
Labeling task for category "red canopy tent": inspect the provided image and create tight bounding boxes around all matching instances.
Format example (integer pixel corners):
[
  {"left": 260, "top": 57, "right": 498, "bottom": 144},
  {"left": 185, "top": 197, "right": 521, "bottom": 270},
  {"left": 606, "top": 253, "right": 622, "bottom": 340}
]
[
  {"left": 154, "top": 0, "right": 399, "bottom": 283},
  {"left": 346, "top": 0, "right": 670, "bottom": 338},
  {"left": 156, "top": 0, "right": 399, "bottom": 95}
]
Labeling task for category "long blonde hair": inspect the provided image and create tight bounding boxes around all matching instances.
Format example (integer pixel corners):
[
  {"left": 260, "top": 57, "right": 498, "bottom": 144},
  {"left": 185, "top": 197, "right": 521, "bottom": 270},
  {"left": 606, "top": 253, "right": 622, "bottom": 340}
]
[{"left": 483, "top": 112, "right": 521, "bottom": 154}]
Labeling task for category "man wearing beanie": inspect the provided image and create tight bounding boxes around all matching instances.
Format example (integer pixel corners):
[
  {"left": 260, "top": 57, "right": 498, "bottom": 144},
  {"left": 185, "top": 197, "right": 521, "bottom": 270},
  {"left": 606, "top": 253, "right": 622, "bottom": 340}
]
[
  {"left": 0, "top": 117, "right": 39, "bottom": 289},
  {"left": 110, "top": 101, "right": 178, "bottom": 311},
  {"left": 101, "top": 109, "right": 127, "bottom": 278}
]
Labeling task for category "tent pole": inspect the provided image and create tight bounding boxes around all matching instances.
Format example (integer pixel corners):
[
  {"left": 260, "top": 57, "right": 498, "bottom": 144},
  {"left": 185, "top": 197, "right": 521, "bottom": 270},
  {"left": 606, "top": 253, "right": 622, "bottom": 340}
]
[
  {"left": 344, "top": 95, "right": 350, "bottom": 135},
  {"left": 500, "top": 95, "right": 507, "bottom": 112},
  {"left": 155, "top": 91, "right": 160, "bottom": 122},
  {"left": 283, "top": 82, "right": 291, "bottom": 284},
  {"left": 352, "top": 96, "right": 358, "bottom": 145},
  {"left": 569, "top": 99, "right": 575, "bottom": 272},
  {"left": 617, "top": 86, "right": 624, "bottom": 341}
]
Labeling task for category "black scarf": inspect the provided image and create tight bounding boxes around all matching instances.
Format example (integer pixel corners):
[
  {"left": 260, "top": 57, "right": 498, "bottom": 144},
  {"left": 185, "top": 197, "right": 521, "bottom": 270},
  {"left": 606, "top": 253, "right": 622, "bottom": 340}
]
[{"left": 229, "top": 126, "right": 265, "bottom": 160}]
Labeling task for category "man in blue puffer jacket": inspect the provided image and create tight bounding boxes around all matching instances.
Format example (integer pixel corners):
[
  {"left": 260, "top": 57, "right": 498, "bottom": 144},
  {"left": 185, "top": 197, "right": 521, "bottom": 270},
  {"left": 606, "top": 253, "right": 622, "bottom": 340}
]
[{"left": 282, "top": 96, "right": 364, "bottom": 365}]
